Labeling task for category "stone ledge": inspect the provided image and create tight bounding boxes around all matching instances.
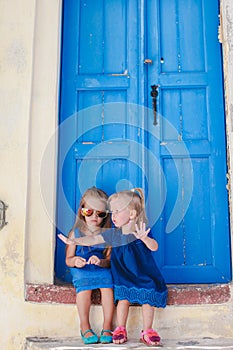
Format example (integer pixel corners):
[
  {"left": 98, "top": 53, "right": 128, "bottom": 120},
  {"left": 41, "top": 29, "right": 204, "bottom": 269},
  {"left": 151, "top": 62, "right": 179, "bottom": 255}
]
[
  {"left": 25, "top": 283, "right": 231, "bottom": 305},
  {"left": 24, "top": 337, "right": 233, "bottom": 350}
]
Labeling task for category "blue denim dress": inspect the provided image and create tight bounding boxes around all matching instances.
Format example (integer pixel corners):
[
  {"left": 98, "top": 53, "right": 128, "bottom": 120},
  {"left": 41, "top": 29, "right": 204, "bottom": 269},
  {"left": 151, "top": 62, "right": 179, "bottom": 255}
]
[
  {"left": 102, "top": 229, "right": 167, "bottom": 307},
  {"left": 70, "top": 230, "right": 113, "bottom": 293}
]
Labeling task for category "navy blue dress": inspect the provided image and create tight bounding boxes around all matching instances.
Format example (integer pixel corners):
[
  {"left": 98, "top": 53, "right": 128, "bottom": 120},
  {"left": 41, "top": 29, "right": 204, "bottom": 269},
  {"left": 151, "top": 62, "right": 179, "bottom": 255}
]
[
  {"left": 102, "top": 229, "right": 167, "bottom": 308},
  {"left": 70, "top": 230, "right": 113, "bottom": 293}
]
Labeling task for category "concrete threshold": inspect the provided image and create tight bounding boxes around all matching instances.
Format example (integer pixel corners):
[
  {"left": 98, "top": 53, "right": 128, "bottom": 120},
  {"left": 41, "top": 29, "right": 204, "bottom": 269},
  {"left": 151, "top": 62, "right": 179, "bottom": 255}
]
[{"left": 25, "top": 337, "right": 233, "bottom": 350}]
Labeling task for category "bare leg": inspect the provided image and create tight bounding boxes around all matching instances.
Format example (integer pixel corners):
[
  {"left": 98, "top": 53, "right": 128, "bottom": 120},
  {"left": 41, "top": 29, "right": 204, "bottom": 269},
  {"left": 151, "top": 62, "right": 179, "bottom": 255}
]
[
  {"left": 113, "top": 299, "right": 130, "bottom": 344},
  {"left": 100, "top": 288, "right": 114, "bottom": 335},
  {"left": 142, "top": 303, "right": 155, "bottom": 330},
  {"left": 141, "top": 304, "right": 160, "bottom": 345},
  {"left": 76, "top": 290, "right": 93, "bottom": 337},
  {"left": 116, "top": 299, "right": 130, "bottom": 327}
]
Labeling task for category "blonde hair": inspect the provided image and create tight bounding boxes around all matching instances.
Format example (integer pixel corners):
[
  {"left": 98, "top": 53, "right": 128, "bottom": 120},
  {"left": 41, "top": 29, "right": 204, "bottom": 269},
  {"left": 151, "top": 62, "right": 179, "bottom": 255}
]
[{"left": 108, "top": 187, "right": 148, "bottom": 226}]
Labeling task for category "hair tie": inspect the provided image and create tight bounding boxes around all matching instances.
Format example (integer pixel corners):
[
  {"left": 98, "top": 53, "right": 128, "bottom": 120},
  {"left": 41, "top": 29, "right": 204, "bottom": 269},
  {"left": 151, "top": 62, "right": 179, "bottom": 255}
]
[{"left": 130, "top": 188, "right": 142, "bottom": 198}]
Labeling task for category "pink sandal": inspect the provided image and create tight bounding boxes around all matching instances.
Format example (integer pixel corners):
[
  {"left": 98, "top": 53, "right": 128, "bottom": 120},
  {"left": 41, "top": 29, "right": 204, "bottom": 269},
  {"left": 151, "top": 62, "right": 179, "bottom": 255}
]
[
  {"left": 112, "top": 326, "right": 127, "bottom": 344},
  {"left": 140, "top": 329, "right": 161, "bottom": 346}
]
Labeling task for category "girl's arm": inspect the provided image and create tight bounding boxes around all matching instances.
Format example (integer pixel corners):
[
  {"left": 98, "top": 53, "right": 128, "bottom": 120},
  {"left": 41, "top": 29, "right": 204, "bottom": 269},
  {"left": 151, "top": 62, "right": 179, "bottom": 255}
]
[
  {"left": 65, "top": 244, "right": 77, "bottom": 267},
  {"left": 65, "top": 231, "right": 87, "bottom": 267},
  {"left": 58, "top": 232, "right": 105, "bottom": 246},
  {"left": 63, "top": 231, "right": 110, "bottom": 268},
  {"left": 134, "top": 222, "right": 158, "bottom": 251}
]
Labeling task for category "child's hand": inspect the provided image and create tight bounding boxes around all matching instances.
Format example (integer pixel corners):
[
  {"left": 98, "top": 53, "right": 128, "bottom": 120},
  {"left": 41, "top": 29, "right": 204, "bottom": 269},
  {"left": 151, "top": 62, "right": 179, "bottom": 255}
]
[
  {"left": 134, "top": 222, "right": 158, "bottom": 251},
  {"left": 87, "top": 255, "right": 101, "bottom": 265},
  {"left": 74, "top": 256, "right": 86, "bottom": 268},
  {"left": 58, "top": 233, "right": 76, "bottom": 245},
  {"left": 134, "top": 222, "right": 150, "bottom": 241}
]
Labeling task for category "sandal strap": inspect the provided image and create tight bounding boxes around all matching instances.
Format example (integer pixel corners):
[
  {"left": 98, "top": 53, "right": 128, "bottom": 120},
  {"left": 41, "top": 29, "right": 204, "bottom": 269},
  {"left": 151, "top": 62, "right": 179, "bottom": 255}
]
[
  {"left": 113, "top": 326, "right": 126, "bottom": 334},
  {"left": 141, "top": 328, "right": 160, "bottom": 342},
  {"left": 113, "top": 326, "right": 127, "bottom": 340},
  {"left": 82, "top": 329, "right": 95, "bottom": 336},
  {"left": 101, "top": 329, "right": 112, "bottom": 335}
]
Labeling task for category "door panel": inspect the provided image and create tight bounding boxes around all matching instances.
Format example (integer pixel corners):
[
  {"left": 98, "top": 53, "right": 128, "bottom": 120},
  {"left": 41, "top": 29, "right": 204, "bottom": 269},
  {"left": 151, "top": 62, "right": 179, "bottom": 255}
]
[
  {"left": 56, "top": 0, "right": 142, "bottom": 282},
  {"left": 147, "top": 0, "right": 231, "bottom": 282},
  {"left": 159, "top": 0, "right": 205, "bottom": 73},
  {"left": 56, "top": 0, "right": 231, "bottom": 284}
]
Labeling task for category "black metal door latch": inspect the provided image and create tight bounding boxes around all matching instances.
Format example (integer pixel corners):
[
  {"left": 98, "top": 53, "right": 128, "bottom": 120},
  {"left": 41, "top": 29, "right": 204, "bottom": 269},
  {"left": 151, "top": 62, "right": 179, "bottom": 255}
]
[{"left": 150, "top": 85, "right": 159, "bottom": 125}]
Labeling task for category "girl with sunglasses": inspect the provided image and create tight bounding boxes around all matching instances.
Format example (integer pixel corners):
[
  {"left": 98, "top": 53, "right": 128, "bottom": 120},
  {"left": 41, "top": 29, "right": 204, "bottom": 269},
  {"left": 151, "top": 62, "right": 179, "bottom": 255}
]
[
  {"left": 65, "top": 187, "right": 114, "bottom": 345},
  {"left": 59, "top": 188, "right": 167, "bottom": 347}
]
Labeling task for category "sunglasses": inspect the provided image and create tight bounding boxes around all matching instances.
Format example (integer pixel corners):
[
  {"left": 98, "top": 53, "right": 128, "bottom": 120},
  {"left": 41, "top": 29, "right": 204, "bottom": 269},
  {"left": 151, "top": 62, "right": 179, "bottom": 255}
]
[{"left": 81, "top": 208, "right": 108, "bottom": 218}]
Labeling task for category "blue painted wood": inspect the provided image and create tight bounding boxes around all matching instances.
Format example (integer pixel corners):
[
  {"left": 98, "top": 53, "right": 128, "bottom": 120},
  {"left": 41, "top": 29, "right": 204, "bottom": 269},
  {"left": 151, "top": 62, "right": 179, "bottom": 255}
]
[
  {"left": 147, "top": 0, "right": 231, "bottom": 282},
  {"left": 56, "top": 0, "right": 142, "bottom": 282},
  {"left": 57, "top": 0, "right": 231, "bottom": 283}
]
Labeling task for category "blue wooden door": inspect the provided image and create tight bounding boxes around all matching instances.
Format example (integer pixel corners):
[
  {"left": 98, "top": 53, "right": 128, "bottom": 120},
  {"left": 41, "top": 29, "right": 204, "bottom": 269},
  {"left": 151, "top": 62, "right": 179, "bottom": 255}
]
[
  {"left": 56, "top": 0, "right": 231, "bottom": 283},
  {"left": 146, "top": 0, "right": 231, "bottom": 283},
  {"left": 56, "top": 0, "right": 143, "bottom": 282}
]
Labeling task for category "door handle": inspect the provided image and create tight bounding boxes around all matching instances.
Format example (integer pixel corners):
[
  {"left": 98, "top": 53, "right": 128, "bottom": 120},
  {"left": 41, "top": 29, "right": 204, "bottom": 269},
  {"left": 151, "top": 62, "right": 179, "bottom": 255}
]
[
  {"left": 144, "top": 58, "right": 153, "bottom": 64},
  {"left": 150, "top": 85, "right": 159, "bottom": 125}
]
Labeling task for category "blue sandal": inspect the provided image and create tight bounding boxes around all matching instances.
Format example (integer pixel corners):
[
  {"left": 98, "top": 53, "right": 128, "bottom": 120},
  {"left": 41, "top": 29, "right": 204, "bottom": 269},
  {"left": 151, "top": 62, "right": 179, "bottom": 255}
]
[
  {"left": 80, "top": 329, "right": 99, "bottom": 344},
  {"left": 100, "top": 329, "right": 113, "bottom": 343}
]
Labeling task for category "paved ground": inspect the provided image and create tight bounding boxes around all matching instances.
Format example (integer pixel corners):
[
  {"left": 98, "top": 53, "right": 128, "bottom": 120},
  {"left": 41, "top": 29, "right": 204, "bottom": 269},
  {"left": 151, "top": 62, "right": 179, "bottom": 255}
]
[{"left": 25, "top": 337, "right": 233, "bottom": 350}]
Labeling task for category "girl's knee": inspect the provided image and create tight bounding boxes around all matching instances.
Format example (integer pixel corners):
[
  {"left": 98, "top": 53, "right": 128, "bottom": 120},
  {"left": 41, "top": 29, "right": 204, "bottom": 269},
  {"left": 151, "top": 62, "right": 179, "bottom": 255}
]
[
  {"left": 119, "top": 299, "right": 130, "bottom": 305},
  {"left": 100, "top": 288, "right": 114, "bottom": 295}
]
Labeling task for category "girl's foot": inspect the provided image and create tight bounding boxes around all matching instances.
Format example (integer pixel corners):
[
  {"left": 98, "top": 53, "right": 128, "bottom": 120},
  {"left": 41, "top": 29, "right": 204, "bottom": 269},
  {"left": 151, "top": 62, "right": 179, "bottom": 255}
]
[
  {"left": 80, "top": 329, "right": 99, "bottom": 344},
  {"left": 140, "top": 329, "right": 160, "bottom": 346},
  {"left": 112, "top": 326, "right": 127, "bottom": 344},
  {"left": 100, "top": 329, "right": 113, "bottom": 343}
]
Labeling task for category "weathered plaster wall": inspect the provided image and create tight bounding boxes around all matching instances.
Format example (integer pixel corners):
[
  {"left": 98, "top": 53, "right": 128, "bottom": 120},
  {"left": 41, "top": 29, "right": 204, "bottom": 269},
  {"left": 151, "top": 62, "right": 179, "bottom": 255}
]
[
  {"left": 0, "top": 0, "right": 36, "bottom": 347},
  {"left": 24, "top": 0, "right": 60, "bottom": 284},
  {"left": 0, "top": 0, "right": 232, "bottom": 349},
  {"left": 222, "top": 0, "right": 233, "bottom": 255}
]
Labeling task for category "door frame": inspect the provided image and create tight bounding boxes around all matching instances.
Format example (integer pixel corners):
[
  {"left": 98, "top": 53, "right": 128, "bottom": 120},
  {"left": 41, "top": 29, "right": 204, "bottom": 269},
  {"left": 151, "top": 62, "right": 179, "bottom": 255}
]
[{"left": 22, "top": 0, "right": 233, "bottom": 289}]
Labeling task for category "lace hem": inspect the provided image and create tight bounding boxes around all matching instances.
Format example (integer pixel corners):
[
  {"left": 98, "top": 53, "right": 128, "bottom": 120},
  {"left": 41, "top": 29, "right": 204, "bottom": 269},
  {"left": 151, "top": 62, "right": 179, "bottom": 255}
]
[{"left": 114, "top": 285, "right": 167, "bottom": 308}]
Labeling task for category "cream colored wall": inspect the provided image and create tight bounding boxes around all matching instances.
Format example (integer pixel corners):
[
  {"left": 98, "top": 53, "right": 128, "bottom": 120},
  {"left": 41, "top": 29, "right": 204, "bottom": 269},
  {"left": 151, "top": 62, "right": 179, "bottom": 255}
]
[
  {"left": 222, "top": 0, "right": 233, "bottom": 237},
  {"left": 0, "top": 0, "right": 232, "bottom": 349},
  {"left": 24, "top": 0, "right": 60, "bottom": 284}
]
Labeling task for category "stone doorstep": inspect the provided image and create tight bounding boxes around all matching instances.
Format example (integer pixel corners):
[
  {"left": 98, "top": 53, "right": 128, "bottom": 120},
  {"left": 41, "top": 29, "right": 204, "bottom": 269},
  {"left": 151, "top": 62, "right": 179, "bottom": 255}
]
[
  {"left": 25, "top": 283, "right": 231, "bottom": 305},
  {"left": 25, "top": 337, "right": 233, "bottom": 350}
]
